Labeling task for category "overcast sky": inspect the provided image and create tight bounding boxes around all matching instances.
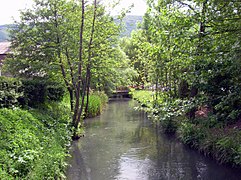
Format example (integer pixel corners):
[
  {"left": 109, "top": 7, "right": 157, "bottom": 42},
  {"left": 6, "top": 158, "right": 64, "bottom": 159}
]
[{"left": 0, "top": 0, "right": 147, "bottom": 25}]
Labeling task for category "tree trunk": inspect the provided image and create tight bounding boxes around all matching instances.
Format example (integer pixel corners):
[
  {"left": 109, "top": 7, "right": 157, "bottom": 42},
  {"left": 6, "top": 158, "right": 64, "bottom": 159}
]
[
  {"left": 72, "top": 0, "right": 85, "bottom": 140},
  {"left": 76, "top": 0, "right": 97, "bottom": 130},
  {"left": 68, "top": 88, "right": 74, "bottom": 113},
  {"left": 85, "top": 70, "right": 91, "bottom": 116}
]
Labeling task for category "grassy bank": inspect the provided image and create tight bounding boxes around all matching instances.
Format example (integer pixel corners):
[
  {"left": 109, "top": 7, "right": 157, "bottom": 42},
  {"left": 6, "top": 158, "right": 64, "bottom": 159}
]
[
  {"left": 0, "top": 91, "right": 108, "bottom": 179},
  {"left": 131, "top": 90, "right": 241, "bottom": 167},
  {"left": 85, "top": 91, "right": 108, "bottom": 118},
  {"left": 0, "top": 101, "right": 71, "bottom": 179}
]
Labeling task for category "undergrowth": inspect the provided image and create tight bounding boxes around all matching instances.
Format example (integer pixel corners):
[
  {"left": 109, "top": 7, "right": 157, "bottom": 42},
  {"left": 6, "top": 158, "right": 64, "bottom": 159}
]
[{"left": 0, "top": 101, "right": 72, "bottom": 179}]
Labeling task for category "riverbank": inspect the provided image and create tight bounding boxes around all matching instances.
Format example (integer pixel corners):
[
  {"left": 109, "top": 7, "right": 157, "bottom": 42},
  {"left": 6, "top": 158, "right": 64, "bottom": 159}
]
[
  {"left": 0, "top": 101, "right": 71, "bottom": 179},
  {"left": 0, "top": 92, "right": 108, "bottom": 179},
  {"left": 131, "top": 90, "right": 241, "bottom": 167}
]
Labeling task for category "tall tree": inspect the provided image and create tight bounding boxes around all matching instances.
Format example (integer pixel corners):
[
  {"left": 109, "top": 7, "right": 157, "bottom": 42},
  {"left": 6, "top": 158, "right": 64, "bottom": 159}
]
[{"left": 6, "top": 0, "right": 125, "bottom": 138}]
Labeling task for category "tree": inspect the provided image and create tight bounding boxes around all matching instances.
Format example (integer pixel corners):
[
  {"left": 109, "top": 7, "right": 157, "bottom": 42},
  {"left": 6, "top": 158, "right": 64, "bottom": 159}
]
[
  {"left": 121, "top": 0, "right": 241, "bottom": 124},
  {"left": 6, "top": 0, "right": 127, "bottom": 138}
]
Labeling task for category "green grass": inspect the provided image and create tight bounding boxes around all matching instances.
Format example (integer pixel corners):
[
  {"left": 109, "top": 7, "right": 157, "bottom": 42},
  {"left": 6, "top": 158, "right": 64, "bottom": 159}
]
[
  {"left": 130, "top": 90, "right": 155, "bottom": 107},
  {"left": 85, "top": 91, "right": 108, "bottom": 118}
]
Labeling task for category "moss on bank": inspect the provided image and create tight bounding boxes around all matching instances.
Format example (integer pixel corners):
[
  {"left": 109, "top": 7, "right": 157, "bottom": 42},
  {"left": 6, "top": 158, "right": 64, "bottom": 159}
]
[{"left": 131, "top": 90, "right": 241, "bottom": 167}]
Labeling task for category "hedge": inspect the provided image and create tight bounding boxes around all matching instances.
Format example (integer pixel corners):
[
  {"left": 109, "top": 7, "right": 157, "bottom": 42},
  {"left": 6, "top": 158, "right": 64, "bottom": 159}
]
[{"left": 0, "top": 77, "right": 65, "bottom": 108}]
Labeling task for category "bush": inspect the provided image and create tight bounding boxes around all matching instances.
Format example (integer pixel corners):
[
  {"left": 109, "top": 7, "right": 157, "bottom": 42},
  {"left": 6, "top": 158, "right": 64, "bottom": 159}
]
[
  {"left": 0, "top": 101, "right": 71, "bottom": 179},
  {"left": 20, "top": 80, "right": 46, "bottom": 107},
  {"left": 20, "top": 79, "right": 65, "bottom": 107},
  {"left": 0, "top": 77, "right": 23, "bottom": 108},
  {"left": 0, "top": 78, "right": 65, "bottom": 108},
  {"left": 46, "top": 82, "right": 65, "bottom": 102},
  {"left": 178, "top": 122, "right": 206, "bottom": 148},
  {"left": 130, "top": 90, "right": 154, "bottom": 107}
]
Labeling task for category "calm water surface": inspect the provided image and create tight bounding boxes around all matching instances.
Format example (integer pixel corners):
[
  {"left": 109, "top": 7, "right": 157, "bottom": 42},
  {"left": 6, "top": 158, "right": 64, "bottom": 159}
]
[{"left": 67, "top": 100, "right": 241, "bottom": 180}]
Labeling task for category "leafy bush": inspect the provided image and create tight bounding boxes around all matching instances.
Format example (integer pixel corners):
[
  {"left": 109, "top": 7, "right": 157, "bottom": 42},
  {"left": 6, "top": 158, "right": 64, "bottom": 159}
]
[
  {"left": 0, "top": 101, "right": 71, "bottom": 179},
  {"left": 178, "top": 122, "right": 206, "bottom": 148},
  {"left": 0, "top": 77, "right": 23, "bottom": 108},
  {"left": 20, "top": 79, "right": 65, "bottom": 107},
  {"left": 20, "top": 80, "right": 46, "bottom": 107},
  {"left": 46, "top": 82, "right": 65, "bottom": 101},
  {"left": 0, "top": 78, "right": 65, "bottom": 108}
]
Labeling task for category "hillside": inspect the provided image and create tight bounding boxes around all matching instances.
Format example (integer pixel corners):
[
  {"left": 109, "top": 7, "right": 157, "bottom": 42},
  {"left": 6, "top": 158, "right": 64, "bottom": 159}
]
[
  {"left": 122, "top": 15, "right": 143, "bottom": 36},
  {"left": 0, "top": 15, "right": 142, "bottom": 41},
  {"left": 115, "top": 15, "right": 143, "bottom": 37},
  {"left": 0, "top": 25, "right": 10, "bottom": 42}
]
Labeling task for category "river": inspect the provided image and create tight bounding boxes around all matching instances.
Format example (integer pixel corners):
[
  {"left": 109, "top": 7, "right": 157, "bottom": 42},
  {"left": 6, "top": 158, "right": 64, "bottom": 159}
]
[{"left": 66, "top": 100, "right": 241, "bottom": 180}]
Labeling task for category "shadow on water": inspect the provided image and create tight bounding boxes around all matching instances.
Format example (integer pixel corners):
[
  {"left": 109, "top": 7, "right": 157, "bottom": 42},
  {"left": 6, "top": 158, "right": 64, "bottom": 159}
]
[{"left": 66, "top": 100, "right": 241, "bottom": 180}]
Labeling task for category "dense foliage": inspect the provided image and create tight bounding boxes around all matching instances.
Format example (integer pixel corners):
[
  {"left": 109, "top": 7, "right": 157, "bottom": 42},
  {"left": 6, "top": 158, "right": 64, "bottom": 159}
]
[
  {"left": 0, "top": 77, "right": 22, "bottom": 108},
  {"left": 0, "top": 77, "right": 65, "bottom": 108},
  {"left": 20, "top": 79, "right": 65, "bottom": 107},
  {"left": 4, "top": 0, "right": 137, "bottom": 136},
  {"left": 124, "top": 0, "right": 241, "bottom": 166},
  {"left": 122, "top": 0, "right": 241, "bottom": 120},
  {"left": 0, "top": 90, "right": 108, "bottom": 179},
  {"left": 0, "top": 101, "right": 71, "bottom": 179}
]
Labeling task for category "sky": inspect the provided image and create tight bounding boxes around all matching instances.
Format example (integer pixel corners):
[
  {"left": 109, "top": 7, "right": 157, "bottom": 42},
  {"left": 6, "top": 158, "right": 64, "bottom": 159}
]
[{"left": 0, "top": 0, "right": 147, "bottom": 25}]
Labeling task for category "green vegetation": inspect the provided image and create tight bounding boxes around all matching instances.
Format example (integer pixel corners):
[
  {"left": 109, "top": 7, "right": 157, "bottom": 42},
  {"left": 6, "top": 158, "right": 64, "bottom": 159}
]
[
  {"left": 0, "top": 76, "right": 108, "bottom": 179},
  {"left": 131, "top": 90, "right": 154, "bottom": 107},
  {"left": 0, "top": 77, "right": 22, "bottom": 108},
  {"left": 85, "top": 91, "right": 108, "bottom": 118},
  {"left": 132, "top": 89, "right": 241, "bottom": 166},
  {"left": 20, "top": 79, "right": 65, "bottom": 107},
  {"left": 1, "top": 0, "right": 240, "bottom": 176},
  {"left": 0, "top": 77, "right": 65, "bottom": 108},
  {"left": 0, "top": 88, "right": 108, "bottom": 179},
  {"left": 4, "top": 0, "right": 137, "bottom": 137},
  {"left": 0, "top": 102, "right": 71, "bottom": 179},
  {"left": 122, "top": 0, "right": 241, "bottom": 167}
]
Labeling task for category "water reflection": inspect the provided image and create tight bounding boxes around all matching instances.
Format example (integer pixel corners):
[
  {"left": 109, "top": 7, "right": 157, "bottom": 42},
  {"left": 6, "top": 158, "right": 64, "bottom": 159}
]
[{"left": 67, "top": 100, "right": 241, "bottom": 180}]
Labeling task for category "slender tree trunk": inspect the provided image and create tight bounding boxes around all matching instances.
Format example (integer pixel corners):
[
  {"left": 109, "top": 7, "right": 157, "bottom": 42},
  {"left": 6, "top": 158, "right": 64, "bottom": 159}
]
[
  {"left": 85, "top": 71, "right": 91, "bottom": 116},
  {"left": 68, "top": 88, "right": 74, "bottom": 113},
  {"left": 76, "top": 0, "right": 97, "bottom": 124},
  {"left": 53, "top": 6, "right": 75, "bottom": 115},
  {"left": 73, "top": 0, "right": 85, "bottom": 131}
]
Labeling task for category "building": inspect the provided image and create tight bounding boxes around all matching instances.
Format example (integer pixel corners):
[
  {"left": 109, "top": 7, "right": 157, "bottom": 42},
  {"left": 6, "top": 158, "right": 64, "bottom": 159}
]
[{"left": 0, "top": 42, "right": 11, "bottom": 76}]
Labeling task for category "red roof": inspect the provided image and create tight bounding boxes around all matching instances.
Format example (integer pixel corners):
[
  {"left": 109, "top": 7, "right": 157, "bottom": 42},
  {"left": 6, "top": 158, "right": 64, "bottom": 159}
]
[{"left": 0, "top": 42, "right": 11, "bottom": 55}]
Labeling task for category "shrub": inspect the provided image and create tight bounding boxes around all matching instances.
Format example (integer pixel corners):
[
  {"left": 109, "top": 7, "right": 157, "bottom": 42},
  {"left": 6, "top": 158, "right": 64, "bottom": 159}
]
[
  {"left": 179, "top": 122, "right": 206, "bottom": 148},
  {"left": 46, "top": 82, "right": 65, "bottom": 102},
  {"left": 0, "top": 78, "right": 65, "bottom": 108},
  {"left": 0, "top": 77, "right": 23, "bottom": 108},
  {"left": 130, "top": 90, "right": 155, "bottom": 107},
  {"left": 20, "top": 79, "right": 65, "bottom": 107},
  {"left": 20, "top": 80, "right": 46, "bottom": 107},
  {"left": 0, "top": 101, "right": 71, "bottom": 179}
]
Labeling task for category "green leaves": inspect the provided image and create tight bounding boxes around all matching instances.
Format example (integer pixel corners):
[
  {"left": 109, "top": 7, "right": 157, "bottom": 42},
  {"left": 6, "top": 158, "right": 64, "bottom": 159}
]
[{"left": 0, "top": 102, "right": 71, "bottom": 179}]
